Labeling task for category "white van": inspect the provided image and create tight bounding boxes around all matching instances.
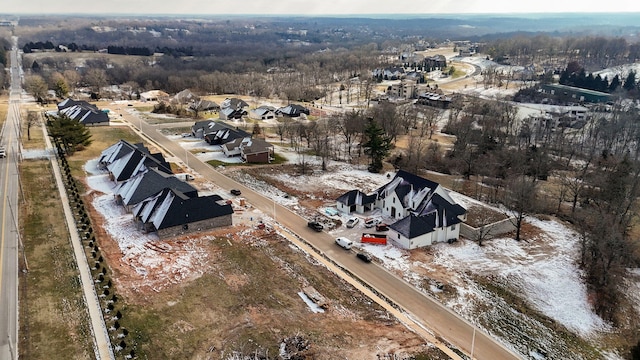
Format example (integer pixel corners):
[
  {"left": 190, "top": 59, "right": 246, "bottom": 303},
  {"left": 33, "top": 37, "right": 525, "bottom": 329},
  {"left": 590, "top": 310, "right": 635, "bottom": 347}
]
[{"left": 335, "top": 237, "right": 353, "bottom": 250}]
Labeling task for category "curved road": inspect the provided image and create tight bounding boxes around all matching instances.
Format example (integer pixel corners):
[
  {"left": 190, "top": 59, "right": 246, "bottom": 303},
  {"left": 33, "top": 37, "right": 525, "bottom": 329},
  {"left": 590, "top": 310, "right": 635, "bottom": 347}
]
[{"left": 123, "top": 112, "right": 521, "bottom": 360}]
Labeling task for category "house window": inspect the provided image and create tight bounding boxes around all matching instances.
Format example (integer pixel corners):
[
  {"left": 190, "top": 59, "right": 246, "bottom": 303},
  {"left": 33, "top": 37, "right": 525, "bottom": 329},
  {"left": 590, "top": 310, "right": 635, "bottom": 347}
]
[
  {"left": 183, "top": 224, "right": 189, "bottom": 230},
  {"left": 451, "top": 225, "right": 456, "bottom": 230},
  {"left": 393, "top": 198, "right": 395, "bottom": 204},
  {"left": 397, "top": 234, "right": 400, "bottom": 239}
]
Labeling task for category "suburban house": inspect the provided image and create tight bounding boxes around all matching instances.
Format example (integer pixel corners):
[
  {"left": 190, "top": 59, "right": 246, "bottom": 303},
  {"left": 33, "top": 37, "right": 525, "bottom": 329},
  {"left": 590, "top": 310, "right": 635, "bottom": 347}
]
[
  {"left": 219, "top": 107, "right": 248, "bottom": 120},
  {"left": 220, "top": 97, "right": 250, "bottom": 111},
  {"left": 189, "top": 99, "right": 220, "bottom": 114},
  {"left": 98, "top": 140, "right": 172, "bottom": 183},
  {"left": 336, "top": 190, "right": 377, "bottom": 214},
  {"left": 172, "top": 89, "right": 199, "bottom": 105},
  {"left": 131, "top": 188, "right": 233, "bottom": 238},
  {"left": 200, "top": 121, "right": 251, "bottom": 145},
  {"left": 113, "top": 167, "right": 198, "bottom": 212},
  {"left": 336, "top": 170, "right": 467, "bottom": 249},
  {"left": 416, "top": 91, "right": 452, "bottom": 109},
  {"left": 221, "top": 137, "right": 274, "bottom": 163},
  {"left": 518, "top": 104, "right": 589, "bottom": 130},
  {"left": 372, "top": 67, "right": 405, "bottom": 80},
  {"left": 191, "top": 120, "right": 214, "bottom": 139},
  {"left": 219, "top": 98, "right": 249, "bottom": 119},
  {"left": 240, "top": 138, "right": 274, "bottom": 163},
  {"left": 423, "top": 55, "right": 447, "bottom": 70},
  {"left": 250, "top": 105, "right": 277, "bottom": 120},
  {"left": 140, "top": 90, "right": 170, "bottom": 102},
  {"left": 276, "top": 104, "right": 310, "bottom": 118},
  {"left": 57, "top": 98, "right": 109, "bottom": 125}
]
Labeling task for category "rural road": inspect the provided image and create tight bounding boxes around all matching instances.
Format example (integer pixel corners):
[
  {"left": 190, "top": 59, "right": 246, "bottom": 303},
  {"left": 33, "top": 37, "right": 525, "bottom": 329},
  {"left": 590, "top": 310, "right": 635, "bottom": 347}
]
[
  {"left": 118, "top": 110, "right": 521, "bottom": 360},
  {"left": 0, "top": 38, "right": 23, "bottom": 360}
]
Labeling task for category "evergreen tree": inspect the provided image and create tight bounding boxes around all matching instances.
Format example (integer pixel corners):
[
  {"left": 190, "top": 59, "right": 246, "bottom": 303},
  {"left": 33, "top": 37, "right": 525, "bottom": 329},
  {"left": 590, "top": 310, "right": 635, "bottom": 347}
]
[
  {"left": 609, "top": 75, "right": 621, "bottom": 92},
  {"left": 53, "top": 77, "right": 69, "bottom": 98},
  {"left": 46, "top": 114, "right": 92, "bottom": 154},
  {"left": 623, "top": 70, "right": 637, "bottom": 91},
  {"left": 362, "top": 118, "right": 393, "bottom": 173}
]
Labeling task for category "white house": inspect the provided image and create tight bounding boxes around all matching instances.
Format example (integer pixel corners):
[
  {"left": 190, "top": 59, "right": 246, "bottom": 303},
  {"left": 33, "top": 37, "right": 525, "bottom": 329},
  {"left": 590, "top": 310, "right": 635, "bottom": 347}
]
[{"left": 336, "top": 170, "right": 467, "bottom": 249}]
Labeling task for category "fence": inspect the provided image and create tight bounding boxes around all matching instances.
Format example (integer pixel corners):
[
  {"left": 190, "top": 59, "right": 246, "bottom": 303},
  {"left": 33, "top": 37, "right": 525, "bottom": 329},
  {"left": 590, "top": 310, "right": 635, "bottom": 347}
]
[{"left": 460, "top": 217, "right": 517, "bottom": 241}]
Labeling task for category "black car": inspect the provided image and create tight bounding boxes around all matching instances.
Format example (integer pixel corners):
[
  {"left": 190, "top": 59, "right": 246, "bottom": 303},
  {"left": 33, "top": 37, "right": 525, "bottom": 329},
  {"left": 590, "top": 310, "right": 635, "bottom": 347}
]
[
  {"left": 375, "top": 223, "right": 389, "bottom": 232},
  {"left": 230, "top": 189, "right": 242, "bottom": 196},
  {"left": 356, "top": 252, "right": 372, "bottom": 263},
  {"left": 307, "top": 221, "right": 324, "bottom": 232}
]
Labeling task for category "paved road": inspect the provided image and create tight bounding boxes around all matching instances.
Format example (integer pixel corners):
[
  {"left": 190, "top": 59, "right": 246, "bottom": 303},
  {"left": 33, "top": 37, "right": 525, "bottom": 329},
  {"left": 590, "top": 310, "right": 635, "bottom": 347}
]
[
  {"left": 124, "top": 112, "right": 521, "bottom": 360},
  {"left": 0, "top": 37, "right": 23, "bottom": 360}
]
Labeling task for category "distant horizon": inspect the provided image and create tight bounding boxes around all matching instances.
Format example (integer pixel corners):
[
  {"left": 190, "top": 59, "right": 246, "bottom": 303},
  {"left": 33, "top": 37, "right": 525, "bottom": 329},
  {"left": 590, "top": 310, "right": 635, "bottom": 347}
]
[
  {"left": 2, "top": 11, "right": 640, "bottom": 19},
  {"left": 3, "top": 0, "right": 640, "bottom": 17}
]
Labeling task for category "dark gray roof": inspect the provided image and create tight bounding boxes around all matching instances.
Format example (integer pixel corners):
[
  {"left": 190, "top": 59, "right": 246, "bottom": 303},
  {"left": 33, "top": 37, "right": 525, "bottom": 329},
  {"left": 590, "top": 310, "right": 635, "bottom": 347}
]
[
  {"left": 114, "top": 168, "right": 197, "bottom": 206},
  {"left": 221, "top": 98, "right": 249, "bottom": 110},
  {"left": 57, "top": 98, "right": 109, "bottom": 124},
  {"left": 276, "top": 104, "right": 310, "bottom": 117},
  {"left": 133, "top": 188, "right": 233, "bottom": 231},
  {"left": 105, "top": 142, "right": 171, "bottom": 182},
  {"left": 203, "top": 122, "right": 251, "bottom": 145},
  {"left": 375, "top": 170, "right": 441, "bottom": 211},
  {"left": 390, "top": 213, "right": 435, "bottom": 238},
  {"left": 336, "top": 189, "right": 376, "bottom": 206},
  {"left": 99, "top": 140, "right": 150, "bottom": 166},
  {"left": 191, "top": 120, "right": 214, "bottom": 134},
  {"left": 241, "top": 138, "right": 273, "bottom": 156}
]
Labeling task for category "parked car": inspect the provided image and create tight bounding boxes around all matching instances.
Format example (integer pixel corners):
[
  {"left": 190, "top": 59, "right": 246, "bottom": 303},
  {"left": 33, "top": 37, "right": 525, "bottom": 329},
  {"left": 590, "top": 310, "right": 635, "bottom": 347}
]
[
  {"left": 345, "top": 217, "right": 359, "bottom": 228},
  {"left": 375, "top": 223, "right": 389, "bottom": 232},
  {"left": 364, "top": 218, "right": 380, "bottom": 228},
  {"left": 356, "top": 252, "right": 372, "bottom": 262},
  {"left": 230, "top": 189, "right": 242, "bottom": 196},
  {"left": 0, "top": 146, "right": 5, "bottom": 158},
  {"left": 307, "top": 221, "right": 324, "bottom": 232},
  {"left": 335, "top": 237, "right": 353, "bottom": 250}
]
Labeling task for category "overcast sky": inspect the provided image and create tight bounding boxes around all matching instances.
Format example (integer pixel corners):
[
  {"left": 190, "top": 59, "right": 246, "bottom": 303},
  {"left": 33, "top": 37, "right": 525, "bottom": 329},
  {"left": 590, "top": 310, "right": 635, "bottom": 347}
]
[{"left": 3, "top": 0, "right": 640, "bottom": 16}]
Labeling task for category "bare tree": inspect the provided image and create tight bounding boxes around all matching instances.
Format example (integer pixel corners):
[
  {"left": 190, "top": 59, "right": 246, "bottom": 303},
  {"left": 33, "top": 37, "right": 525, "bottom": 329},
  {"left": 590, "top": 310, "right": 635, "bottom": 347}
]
[
  {"left": 25, "top": 74, "right": 48, "bottom": 102},
  {"left": 504, "top": 174, "right": 538, "bottom": 241},
  {"left": 84, "top": 68, "right": 108, "bottom": 99},
  {"left": 26, "top": 111, "right": 40, "bottom": 140}
]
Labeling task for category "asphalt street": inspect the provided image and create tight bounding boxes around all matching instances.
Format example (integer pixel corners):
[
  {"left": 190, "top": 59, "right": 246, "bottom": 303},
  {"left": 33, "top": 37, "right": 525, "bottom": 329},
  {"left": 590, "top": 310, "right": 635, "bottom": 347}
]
[
  {"left": 0, "top": 37, "right": 23, "bottom": 360},
  {"left": 123, "top": 111, "right": 521, "bottom": 360}
]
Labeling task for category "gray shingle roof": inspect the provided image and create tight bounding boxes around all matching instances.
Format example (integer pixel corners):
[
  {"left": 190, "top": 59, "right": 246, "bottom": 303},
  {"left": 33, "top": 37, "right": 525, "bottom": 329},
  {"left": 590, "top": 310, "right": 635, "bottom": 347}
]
[
  {"left": 114, "top": 168, "right": 197, "bottom": 206},
  {"left": 132, "top": 188, "right": 233, "bottom": 231}
]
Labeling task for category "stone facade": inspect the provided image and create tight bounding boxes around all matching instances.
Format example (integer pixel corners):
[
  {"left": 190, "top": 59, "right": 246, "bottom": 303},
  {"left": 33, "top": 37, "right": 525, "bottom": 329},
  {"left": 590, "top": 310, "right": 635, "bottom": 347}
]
[{"left": 154, "top": 214, "right": 233, "bottom": 238}]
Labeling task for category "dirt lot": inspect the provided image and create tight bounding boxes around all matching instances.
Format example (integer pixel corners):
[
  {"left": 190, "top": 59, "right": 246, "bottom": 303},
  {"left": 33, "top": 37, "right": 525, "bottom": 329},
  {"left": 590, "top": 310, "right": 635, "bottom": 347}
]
[{"left": 83, "top": 179, "right": 449, "bottom": 359}]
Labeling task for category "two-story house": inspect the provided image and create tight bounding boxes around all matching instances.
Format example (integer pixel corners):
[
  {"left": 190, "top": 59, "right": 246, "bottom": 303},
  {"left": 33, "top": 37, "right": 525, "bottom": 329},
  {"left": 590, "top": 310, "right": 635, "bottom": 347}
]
[{"left": 336, "top": 170, "right": 467, "bottom": 249}]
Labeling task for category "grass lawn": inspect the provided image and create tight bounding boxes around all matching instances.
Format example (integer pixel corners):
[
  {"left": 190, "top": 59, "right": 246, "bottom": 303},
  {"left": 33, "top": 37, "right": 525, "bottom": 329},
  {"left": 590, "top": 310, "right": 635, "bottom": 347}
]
[
  {"left": 18, "top": 160, "right": 95, "bottom": 359},
  {"left": 65, "top": 126, "right": 142, "bottom": 176},
  {"left": 0, "top": 95, "right": 7, "bottom": 129}
]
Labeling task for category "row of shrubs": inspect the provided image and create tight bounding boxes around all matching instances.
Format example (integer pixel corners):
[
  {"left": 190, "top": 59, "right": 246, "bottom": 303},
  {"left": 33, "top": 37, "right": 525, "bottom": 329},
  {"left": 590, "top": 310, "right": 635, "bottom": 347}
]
[{"left": 54, "top": 140, "right": 137, "bottom": 360}]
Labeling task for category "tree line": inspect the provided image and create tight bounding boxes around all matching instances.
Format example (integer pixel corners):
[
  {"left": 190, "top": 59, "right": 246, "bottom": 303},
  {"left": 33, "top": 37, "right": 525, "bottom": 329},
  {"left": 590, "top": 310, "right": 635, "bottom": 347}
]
[
  {"left": 435, "top": 95, "right": 640, "bottom": 325},
  {"left": 479, "top": 34, "right": 640, "bottom": 71},
  {"left": 559, "top": 61, "right": 638, "bottom": 95}
]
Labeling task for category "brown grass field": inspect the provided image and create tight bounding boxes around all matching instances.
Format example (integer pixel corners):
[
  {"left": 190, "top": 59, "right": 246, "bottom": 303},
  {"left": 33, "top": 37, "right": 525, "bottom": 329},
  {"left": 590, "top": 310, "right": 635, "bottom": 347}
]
[{"left": 18, "top": 160, "right": 95, "bottom": 359}]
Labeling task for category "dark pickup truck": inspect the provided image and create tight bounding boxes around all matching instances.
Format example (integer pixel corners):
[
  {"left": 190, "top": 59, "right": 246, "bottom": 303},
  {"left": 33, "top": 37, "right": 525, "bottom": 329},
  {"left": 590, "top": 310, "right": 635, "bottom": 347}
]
[{"left": 307, "top": 221, "right": 324, "bottom": 232}]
